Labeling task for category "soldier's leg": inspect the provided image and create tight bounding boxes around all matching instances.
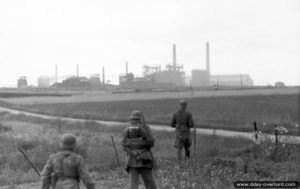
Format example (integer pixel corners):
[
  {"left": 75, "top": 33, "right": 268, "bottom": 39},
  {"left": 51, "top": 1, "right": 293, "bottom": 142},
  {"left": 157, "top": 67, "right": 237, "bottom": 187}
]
[
  {"left": 184, "top": 137, "right": 192, "bottom": 160},
  {"left": 185, "top": 146, "right": 190, "bottom": 160},
  {"left": 177, "top": 145, "right": 183, "bottom": 162},
  {"left": 129, "top": 168, "right": 139, "bottom": 189},
  {"left": 140, "top": 168, "right": 157, "bottom": 189},
  {"left": 175, "top": 137, "right": 183, "bottom": 162}
]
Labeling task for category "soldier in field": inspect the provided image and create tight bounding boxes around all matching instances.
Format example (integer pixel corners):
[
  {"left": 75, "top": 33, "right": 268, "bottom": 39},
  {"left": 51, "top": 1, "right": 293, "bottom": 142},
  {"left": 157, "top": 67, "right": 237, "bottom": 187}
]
[
  {"left": 121, "top": 110, "right": 157, "bottom": 189},
  {"left": 170, "top": 100, "right": 195, "bottom": 163},
  {"left": 41, "top": 133, "right": 95, "bottom": 189}
]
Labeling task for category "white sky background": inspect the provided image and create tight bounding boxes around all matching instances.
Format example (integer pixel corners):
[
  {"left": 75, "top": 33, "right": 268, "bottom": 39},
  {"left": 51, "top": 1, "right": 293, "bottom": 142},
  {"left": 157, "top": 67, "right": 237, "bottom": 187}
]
[{"left": 0, "top": 0, "right": 299, "bottom": 87}]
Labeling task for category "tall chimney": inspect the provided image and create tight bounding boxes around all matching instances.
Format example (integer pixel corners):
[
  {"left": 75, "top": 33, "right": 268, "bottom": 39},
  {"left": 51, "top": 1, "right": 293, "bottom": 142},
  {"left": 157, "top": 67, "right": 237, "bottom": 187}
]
[
  {"left": 206, "top": 42, "right": 210, "bottom": 76},
  {"left": 102, "top": 66, "right": 105, "bottom": 85},
  {"left": 126, "top": 61, "right": 128, "bottom": 74},
  {"left": 76, "top": 64, "right": 79, "bottom": 77},
  {"left": 173, "top": 44, "right": 176, "bottom": 71},
  {"left": 55, "top": 64, "right": 58, "bottom": 83}
]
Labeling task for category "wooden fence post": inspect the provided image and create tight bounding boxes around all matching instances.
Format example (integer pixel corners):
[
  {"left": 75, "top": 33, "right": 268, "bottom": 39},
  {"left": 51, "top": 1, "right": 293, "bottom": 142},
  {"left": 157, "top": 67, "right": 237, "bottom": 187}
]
[
  {"left": 274, "top": 125, "right": 278, "bottom": 146},
  {"left": 253, "top": 121, "right": 258, "bottom": 143},
  {"left": 194, "top": 125, "right": 196, "bottom": 159}
]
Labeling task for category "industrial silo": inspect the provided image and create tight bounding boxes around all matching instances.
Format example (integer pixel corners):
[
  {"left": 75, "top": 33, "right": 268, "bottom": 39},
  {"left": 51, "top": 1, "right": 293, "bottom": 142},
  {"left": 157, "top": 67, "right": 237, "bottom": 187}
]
[
  {"left": 17, "top": 76, "right": 28, "bottom": 88},
  {"left": 191, "top": 69, "right": 209, "bottom": 87},
  {"left": 89, "top": 74, "right": 101, "bottom": 87},
  {"left": 38, "top": 76, "right": 50, "bottom": 88}
]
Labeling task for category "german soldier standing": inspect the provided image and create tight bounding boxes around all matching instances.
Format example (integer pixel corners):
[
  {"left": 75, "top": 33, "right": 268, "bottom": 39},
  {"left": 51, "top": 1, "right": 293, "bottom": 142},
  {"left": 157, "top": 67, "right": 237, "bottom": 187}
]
[
  {"left": 41, "top": 133, "right": 95, "bottom": 189},
  {"left": 121, "top": 110, "right": 157, "bottom": 189},
  {"left": 170, "top": 100, "right": 194, "bottom": 162}
]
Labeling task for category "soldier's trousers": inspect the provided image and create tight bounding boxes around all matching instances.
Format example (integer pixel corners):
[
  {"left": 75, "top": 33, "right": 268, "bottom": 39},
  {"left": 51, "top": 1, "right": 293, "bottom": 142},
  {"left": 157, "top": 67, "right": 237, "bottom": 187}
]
[
  {"left": 129, "top": 167, "right": 157, "bottom": 189},
  {"left": 175, "top": 134, "right": 191, "bottom": 162}
]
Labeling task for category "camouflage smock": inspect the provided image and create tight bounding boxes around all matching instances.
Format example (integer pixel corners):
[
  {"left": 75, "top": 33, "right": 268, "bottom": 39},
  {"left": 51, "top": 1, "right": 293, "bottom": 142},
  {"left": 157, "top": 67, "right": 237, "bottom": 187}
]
[
  {"left": 41, "top": 150, "right": 95, "bottom": 189},
  {"left": 121, "top": 123, "right": 155, "bottom": 170}
]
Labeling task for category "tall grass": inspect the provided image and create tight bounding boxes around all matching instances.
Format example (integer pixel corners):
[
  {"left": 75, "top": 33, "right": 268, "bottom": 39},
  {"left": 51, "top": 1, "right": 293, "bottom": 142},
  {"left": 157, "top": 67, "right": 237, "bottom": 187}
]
[{"left": 0, "top": 112, "right": 299, "bottom": 188}]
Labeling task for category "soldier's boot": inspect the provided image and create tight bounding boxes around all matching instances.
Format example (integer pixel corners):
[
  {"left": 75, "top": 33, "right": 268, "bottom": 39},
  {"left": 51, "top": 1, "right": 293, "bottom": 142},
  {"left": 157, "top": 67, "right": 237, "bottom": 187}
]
[{"left": 185, "top": 149, "right": 190, "bottom": 163}]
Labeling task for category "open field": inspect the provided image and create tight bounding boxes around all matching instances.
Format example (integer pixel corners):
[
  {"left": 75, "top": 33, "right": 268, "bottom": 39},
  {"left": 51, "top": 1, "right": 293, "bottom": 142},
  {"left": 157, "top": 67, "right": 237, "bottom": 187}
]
[
  {"left": 0, "top": 112, "right": 299, "bottom": 188},
  {"left": 1, "top": 93, "right": 299, "bottom": 135},
  {"left": 1, "top": 87, "right": 299, "bottom": 105},
  {"left": 0, "top": 92, "right": 71, "bottom": 98}
]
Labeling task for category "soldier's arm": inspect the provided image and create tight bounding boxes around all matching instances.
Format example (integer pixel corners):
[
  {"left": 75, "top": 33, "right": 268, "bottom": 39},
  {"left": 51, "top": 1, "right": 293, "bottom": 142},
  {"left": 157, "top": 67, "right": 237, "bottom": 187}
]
[
  {"left": 170, "top": 113, "right": 176, "bottom": 128},
  {"left": 40, "top": 158, "right": 52, "bottom": 189},
  {"left": 188, "top": 113, "right": 195, "bottom": 128},
  {"left": 77, "top": 157, "right": 95, "bottom": 189},
  {"left": 141, "top": 124, "right": 155, "bottom": 148}
]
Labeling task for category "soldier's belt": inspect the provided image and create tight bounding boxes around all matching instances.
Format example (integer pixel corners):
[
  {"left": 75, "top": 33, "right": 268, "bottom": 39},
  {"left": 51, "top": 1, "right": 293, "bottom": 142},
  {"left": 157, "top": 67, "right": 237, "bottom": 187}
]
[{"left": 57, "top": 175, "right": 80, "bottom": 182}]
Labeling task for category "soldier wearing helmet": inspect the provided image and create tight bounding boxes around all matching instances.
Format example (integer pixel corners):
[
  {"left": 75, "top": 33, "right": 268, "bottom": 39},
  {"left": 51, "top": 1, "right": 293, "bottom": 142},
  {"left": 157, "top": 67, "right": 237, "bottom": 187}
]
[
  {"left": 121, "top": 110, "right": 157, "bottom": 189},
  {"left": 41, "top": 133, "right": 95, "bottom": 189},
  {"left": 170, "top": 100, "right": 195, "bottom": 162}
]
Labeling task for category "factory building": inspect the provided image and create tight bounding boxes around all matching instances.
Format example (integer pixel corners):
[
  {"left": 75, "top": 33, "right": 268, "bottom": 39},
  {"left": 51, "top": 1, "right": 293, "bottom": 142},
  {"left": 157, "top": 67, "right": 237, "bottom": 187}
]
[
  {"left": 145, "top": 44, "right": 185, "bottom": 87},
  {"left": 119, "top": 73, "right": 153, "bottom": 89},
  {"left": 151, "top": 70, "right": 185, "bottom": 86},
  {"left": 191, "top": 70, "right": 209, "bottom": 87},
  {"left": 17, "top": 76, "right": 27, "bottom": 88},
  {"left": 89, "top": 74, "right": 101, "bottom": 87},
  {"left": 119, "top": 44, "right": 186, "bottom": 89},
  {"left": 210, "top": 74, "right": 254, "bottom": 87},
  {"left": 38, "top": 76, "right": 50, "bottom": 88}
]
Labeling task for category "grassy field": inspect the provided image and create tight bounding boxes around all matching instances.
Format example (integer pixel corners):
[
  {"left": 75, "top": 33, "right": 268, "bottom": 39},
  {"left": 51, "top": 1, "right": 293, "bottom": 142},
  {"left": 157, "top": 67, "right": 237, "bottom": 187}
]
[
  {"left": 1, "top": 87, "right": 299, "bottom": 105},
  {"left": 0, "top": 92, "right": 71, "bottom": 98},
  {"left": 0, "top": 112, "right": 299, "bottom": 188},
  {"left": 2, "top": 93, "right": 299, "bottom": 135}
]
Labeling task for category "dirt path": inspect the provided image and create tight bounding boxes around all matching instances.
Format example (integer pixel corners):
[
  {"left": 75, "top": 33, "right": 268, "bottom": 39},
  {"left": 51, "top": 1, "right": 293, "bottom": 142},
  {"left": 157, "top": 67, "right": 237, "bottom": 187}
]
[{"left": 0, "top": 106, "right": 299, "bottom": 144}]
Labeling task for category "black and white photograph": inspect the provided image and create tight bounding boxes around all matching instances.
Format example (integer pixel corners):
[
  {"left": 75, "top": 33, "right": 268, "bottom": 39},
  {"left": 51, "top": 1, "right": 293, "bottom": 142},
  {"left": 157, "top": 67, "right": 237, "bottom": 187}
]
[{"left": 0, "top": 0, "right": 299, "bottom": 188}]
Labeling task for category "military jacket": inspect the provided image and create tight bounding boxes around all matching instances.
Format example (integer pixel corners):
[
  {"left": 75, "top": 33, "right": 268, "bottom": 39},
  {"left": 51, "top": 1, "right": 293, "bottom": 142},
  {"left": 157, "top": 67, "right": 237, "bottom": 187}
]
[
  {"left": 170, "top": 110, "right": 194, "bottom": 134},
  {"left": 121, "top": 123, "right": 155, "bottom": 169},
  {"left": 41, "top": 150, "right": 95, "bottom": 189}
]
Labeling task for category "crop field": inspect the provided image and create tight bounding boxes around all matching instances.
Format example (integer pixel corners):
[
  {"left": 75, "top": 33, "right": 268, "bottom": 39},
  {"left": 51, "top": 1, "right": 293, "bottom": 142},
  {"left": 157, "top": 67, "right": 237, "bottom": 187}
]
[
  {"left": 1, "top": 93, "right": 299, "bottom": 135},
  {"left": 0, "top": 112, "right": 299, "bottom": 189},
  {"left": 1, "top": 87, "right": 299, "bottom": 105}
]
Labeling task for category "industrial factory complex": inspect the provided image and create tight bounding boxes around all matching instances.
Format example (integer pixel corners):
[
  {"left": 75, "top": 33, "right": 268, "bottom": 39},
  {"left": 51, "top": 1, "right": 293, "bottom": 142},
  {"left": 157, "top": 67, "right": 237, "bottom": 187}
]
[
  {"left": 17, "top": 42, "right": 254, "bottom": 89},
  {"left": 118, "top": 42, "right": 253, "bottom": 89}
]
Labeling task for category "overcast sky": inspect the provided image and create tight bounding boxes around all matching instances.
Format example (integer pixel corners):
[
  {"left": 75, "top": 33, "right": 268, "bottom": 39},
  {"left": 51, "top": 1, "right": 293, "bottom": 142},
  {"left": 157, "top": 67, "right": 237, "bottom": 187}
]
[{"left": 0, "top": 0, "right": 299, "bottom": 87}]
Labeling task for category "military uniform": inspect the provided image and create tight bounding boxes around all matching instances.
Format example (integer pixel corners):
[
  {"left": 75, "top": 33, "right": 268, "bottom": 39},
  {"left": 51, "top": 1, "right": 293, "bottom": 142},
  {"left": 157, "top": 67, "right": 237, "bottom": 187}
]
[
  {"left": 170, "top": 101, "right": 194, "bottom": 162},
  {"left": 121, "top": 111, "right": 157, "bottom": 189},
  {"left": 41, "top": 134, "right": 95, "bottom": 189}
]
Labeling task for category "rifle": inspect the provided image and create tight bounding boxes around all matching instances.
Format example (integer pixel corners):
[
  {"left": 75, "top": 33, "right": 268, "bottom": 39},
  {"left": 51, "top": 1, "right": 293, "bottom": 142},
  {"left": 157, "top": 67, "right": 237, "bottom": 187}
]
[
  {"left": 18, "top": 147, "right": 41, "bottom": 177},
  {"left": 141, "top": 116, "right": 158, "bottom": 170},
  {"left": 111, "top": 135, "right": 121, "bottom": 168}
]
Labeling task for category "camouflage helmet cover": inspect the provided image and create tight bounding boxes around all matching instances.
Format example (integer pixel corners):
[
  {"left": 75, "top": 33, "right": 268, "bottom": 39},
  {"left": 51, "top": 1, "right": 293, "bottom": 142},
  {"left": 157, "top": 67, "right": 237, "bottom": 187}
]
[
  {"left": 130, "top": 110, "right": 144, "bottom": 120},
  {"left": 61, "top": 133, "right": 77, "bottom": 150}
]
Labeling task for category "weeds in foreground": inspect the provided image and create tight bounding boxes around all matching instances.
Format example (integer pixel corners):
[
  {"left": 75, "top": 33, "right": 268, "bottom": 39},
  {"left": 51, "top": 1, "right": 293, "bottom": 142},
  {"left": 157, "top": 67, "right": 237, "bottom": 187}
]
[{"left": 0, "top": 112, "right": 299, "bottom": 188}]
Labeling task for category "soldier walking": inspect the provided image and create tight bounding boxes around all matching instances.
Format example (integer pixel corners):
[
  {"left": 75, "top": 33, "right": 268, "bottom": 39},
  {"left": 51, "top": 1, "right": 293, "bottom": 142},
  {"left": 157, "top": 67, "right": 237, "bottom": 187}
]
[
  {"left": 41, "top": 133, "right": 95, "bottom": 189},
  {"left": 170, "top": 100, "right": 195, "bottom": 163},
  {"left": 121, "top": 110, "right": 157, "bottom": 189}
]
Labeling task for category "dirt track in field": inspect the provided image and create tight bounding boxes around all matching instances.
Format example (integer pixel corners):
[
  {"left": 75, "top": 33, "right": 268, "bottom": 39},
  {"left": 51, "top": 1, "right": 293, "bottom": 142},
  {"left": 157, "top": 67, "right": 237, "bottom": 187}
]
[{"left": 1, "top": 106, "right": 299, "bottom": 144}]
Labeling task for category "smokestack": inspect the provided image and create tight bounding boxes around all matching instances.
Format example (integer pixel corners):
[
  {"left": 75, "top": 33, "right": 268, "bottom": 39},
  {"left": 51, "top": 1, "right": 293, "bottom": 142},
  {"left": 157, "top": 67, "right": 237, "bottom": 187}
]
[
  {"left": 102, "top": 66, "right": 105, "bottom": 85},
  {"left": 126, "top": 61, "right": 128, "bottom": 74},
  {"left": 76, "top": 64, "right": 79, "bottom": 77},
  {"left": 55, "top": 64, "right": 58, "bottom": 83},
  {"left": 173, "top": 44, "right": 176, "bottom": 71},
  {"left": 206, "top": 42, "right": 210, "bottom": 76}
]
